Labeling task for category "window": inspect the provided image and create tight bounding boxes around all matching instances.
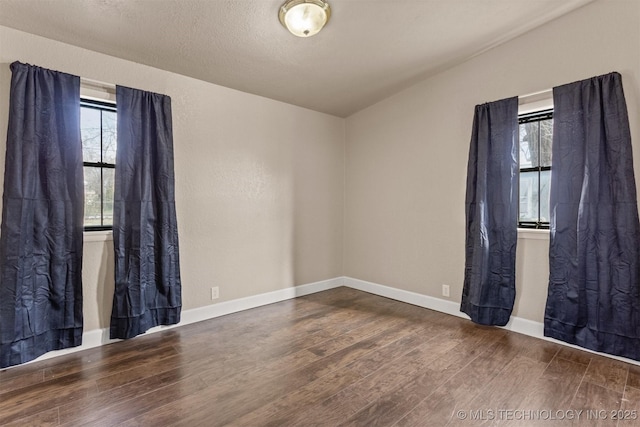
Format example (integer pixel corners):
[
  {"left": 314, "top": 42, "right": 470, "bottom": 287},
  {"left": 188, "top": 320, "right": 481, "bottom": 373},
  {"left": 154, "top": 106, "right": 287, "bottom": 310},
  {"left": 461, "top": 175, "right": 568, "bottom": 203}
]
[
  {"left": 81, "top": 99, "right": 116, "bottom": 230},
  {"left": 518, "top": 109, "right": 552, "bottom": 228}
]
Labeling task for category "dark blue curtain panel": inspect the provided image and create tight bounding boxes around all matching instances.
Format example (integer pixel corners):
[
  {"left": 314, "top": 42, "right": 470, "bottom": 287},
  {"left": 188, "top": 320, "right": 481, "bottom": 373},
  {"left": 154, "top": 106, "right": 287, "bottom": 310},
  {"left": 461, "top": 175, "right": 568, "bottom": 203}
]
[
  {"left": 0, "top": 62, "right": 84, "bottom": 368},
  {"left": 110, "top": 85, "right": 182, "bottom": 339},
  {"left": 461, "top": 97, "right": 519, "bottom": 326},
  {"left": 545, "top": 72, "right": 640, "bottom": 360}
]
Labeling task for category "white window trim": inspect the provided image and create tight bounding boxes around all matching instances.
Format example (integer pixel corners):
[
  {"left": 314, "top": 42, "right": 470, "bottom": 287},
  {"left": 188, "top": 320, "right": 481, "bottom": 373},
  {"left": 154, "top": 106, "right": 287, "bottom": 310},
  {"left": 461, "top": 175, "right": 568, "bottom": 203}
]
[
  {"left": 517, "top": 88, "right": 553, "bottom": 235},
  {"left": 80, "top": 77, "right": 116, "bottom": 103},
  {"left": 81, "top": 77, "right": 117, "bottom": 237},
  {"left": 518, "top": 88, "right": 553, "bottom": 115},
  {"left": 83, "top": 229, "right": 113, "bottom": 242},
  {"left": 518, "top": 228, "right": 550, "bottom": 240}
]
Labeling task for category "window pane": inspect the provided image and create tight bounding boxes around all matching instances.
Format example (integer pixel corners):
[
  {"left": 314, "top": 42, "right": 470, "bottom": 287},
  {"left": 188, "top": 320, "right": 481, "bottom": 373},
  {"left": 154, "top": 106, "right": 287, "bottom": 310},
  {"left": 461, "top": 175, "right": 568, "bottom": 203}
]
[
  {"left": 520, "top": 121, "right": 541, "bottom": 168},
  {"left": 540, "top": 169, "right": 551, "bottom": 222},
  {"left": 82, "top": 100, "right": 117, "bottom": 230},
  {"left": 102, "top": 168, "right": 115, "bottom": 226},
  {"left": 540, "top": 118, "right": 553, "bottom": 167},
  {"left": 84, "top": 167, "right": 102, "bottom": 226},
  {"left": 102, "top": 110, "right": 117, "bottom": 164},
  {"left": 81, "top": 107, "right": 101, "bottom": 163},
  {"left": 519, "top": 170, "right": 539, "bottom": 222}
]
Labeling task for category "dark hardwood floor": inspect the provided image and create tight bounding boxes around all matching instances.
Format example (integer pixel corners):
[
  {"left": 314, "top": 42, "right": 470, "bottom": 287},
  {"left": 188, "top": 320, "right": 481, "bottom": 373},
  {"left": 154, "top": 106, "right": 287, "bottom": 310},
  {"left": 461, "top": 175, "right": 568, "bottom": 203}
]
[{"left": 1, "top": 287, "right": 639, "bottom": 426}]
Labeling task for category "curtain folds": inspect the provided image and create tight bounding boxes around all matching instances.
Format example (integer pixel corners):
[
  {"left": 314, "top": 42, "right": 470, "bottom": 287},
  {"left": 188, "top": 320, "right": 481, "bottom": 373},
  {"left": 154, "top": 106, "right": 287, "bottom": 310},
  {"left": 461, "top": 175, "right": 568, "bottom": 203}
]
[
  {"left": 0, "top": 62, "right": 84, "bottom": 368},
  {"left": 110, "top": 85, "right": 182, "bottom": 339},
  {"left": 461, "top": 97, "right": 519, "bottom": 326},
  {"left": 544, "top": 72, "right": 640, "bottom": 360}
]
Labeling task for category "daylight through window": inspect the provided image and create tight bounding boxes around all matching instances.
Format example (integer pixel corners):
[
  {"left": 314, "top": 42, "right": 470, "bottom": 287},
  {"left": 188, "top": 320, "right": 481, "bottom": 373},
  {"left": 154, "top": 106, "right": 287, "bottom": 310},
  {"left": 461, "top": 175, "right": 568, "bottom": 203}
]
[
  {"left": 81, "top": 99, "right": 117, "bottom": 230},
  {"left": 518, "top": 109, "right": 552, "bottom": 229}
]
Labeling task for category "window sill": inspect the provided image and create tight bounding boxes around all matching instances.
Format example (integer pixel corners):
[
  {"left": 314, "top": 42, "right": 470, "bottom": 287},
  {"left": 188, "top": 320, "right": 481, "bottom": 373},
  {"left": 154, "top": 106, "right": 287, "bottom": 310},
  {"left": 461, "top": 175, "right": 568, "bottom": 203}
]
[
  {"left": 83, "top": 230, "right": 113, "bottom": 242},
  {"left": 517, "top": 228, "right": 550, "bottom": 240}
]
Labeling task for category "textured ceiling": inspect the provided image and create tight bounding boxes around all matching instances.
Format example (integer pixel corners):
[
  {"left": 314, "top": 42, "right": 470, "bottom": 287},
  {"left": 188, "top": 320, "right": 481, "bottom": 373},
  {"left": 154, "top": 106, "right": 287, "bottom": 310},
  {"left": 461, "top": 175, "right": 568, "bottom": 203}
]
[{"left": 0, "top": 0, "right": 593, "bottom": 117}]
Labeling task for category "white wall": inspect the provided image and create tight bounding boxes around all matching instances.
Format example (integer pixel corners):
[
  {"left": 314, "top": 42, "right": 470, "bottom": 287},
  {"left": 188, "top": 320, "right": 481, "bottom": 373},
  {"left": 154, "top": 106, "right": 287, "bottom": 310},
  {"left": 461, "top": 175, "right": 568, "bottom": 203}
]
[
  {"left": 0, "top": 0, "right": 638, "bottom": 338},
  {"left": 344, "top": 0, "right": 640, "bottom": 323},
  {"left": 0, "top": 26, "right": 345, "bottom": 332}
]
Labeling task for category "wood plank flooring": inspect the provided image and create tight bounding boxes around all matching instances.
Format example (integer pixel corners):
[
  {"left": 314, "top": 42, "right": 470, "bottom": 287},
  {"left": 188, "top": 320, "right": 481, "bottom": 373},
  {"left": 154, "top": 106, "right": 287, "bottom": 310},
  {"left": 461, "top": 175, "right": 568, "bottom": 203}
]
[{"left": 1, "top": 287, "right": 640, "bottom": 426}]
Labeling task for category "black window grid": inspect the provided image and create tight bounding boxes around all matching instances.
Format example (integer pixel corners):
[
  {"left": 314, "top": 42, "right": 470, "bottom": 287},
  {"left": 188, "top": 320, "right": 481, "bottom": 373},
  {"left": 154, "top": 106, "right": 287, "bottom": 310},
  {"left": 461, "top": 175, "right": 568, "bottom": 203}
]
[
  {"left": 518, "top": 109, "right": 553, "bottom": 229},
  {"left": 81, "top": 99, "right": 116, "bottom": 231}
]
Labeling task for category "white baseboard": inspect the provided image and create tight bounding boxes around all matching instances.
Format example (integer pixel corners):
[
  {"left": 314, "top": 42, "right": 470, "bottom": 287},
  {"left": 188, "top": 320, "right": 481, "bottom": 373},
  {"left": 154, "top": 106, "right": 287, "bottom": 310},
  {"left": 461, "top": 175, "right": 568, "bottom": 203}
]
[
  {"left": 26, "top": 275, "right": 639, "bottom": 367},
  {"left": 342, "top": 276, "right": 640, "bottom": 366},
  {"left": 179, "top": 277, "right": 344, "bottom": 325},
  {"left": 344, "top": 277, "right": 464, "bottom": 319},
  {"left": 28, "top": 277, "right": 344, "bottom": 365}
]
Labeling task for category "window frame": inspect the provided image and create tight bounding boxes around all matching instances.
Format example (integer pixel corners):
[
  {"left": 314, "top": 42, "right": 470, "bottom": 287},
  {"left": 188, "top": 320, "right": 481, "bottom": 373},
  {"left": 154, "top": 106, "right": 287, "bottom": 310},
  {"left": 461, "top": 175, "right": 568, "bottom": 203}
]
[
  {"left": 81, "top": 98, "right": 117, "bottom": 232},
  {"left": 518, "top": 109, "right": 553, "bottom": 230}
]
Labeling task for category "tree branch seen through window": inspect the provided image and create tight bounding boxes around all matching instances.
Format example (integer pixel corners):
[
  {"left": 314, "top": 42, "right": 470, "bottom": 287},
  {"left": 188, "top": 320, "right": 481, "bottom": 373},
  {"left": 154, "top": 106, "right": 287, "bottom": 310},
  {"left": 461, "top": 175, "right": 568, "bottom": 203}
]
[
  {"left": 518, "top": 110, "right": 552, "bottom": 229},
  {"left": 81, "top": 99, "right": 116, "bottom": 230}
]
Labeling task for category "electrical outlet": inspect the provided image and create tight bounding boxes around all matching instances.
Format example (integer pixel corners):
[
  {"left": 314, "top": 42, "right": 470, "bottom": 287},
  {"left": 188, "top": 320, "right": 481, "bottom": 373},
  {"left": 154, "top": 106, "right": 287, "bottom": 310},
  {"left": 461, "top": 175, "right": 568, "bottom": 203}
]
[
  {"left": 442, "top": 284, "right": 450, "bottom": 298},
  {"left": 211, "top": 287, "right": 219, "bottom": 300}
]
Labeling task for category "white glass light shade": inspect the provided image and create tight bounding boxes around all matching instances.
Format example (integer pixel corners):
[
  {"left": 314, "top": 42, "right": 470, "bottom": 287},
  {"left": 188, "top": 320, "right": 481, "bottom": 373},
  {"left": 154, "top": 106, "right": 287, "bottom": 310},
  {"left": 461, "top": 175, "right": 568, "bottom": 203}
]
[{"left": 279, "top": 0, "right": 331, "bottom": 38}]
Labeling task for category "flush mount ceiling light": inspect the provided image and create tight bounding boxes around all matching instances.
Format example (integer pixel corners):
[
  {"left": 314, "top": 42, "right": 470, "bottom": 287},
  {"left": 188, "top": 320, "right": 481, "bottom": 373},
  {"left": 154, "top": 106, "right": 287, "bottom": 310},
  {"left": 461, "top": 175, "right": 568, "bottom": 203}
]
[{"left": 279, "top": 0, "right": 331, "bottom": 38}]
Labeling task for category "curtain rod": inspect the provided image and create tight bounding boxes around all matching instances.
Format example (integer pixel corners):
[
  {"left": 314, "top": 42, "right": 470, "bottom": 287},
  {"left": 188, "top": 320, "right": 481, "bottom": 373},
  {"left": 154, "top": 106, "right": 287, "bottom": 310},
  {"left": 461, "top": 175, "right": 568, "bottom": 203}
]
[{"left": 518, "top": 88, "right": 552, "bottom": 105}]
